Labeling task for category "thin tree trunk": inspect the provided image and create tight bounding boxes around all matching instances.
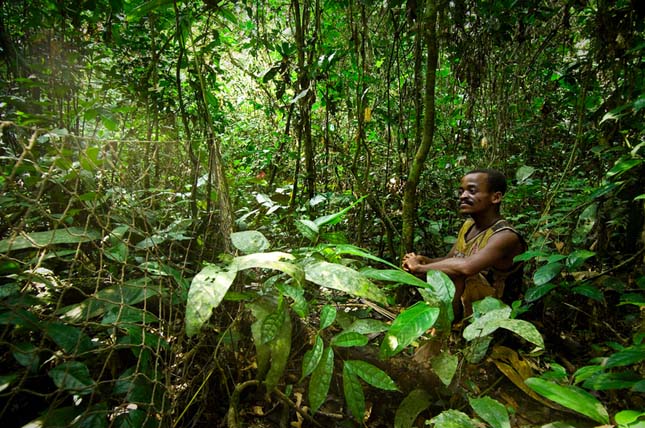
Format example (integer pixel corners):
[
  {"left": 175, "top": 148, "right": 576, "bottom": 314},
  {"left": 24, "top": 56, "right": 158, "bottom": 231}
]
[{"left": 401, "top": 0, "right": 439, "bottom": 255}]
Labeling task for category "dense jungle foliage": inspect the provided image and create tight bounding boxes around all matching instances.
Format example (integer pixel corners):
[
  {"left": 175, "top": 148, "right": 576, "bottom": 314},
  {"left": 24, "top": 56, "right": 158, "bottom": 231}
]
[{"left": 0, "top": 0, "right": 644, "bottom": 427}]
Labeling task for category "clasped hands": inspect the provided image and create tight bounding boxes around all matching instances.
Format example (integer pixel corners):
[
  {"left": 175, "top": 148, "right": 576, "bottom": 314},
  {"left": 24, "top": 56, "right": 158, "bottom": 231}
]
[{"left": 401, "top": 252, "right": 432, "bottom": 274}]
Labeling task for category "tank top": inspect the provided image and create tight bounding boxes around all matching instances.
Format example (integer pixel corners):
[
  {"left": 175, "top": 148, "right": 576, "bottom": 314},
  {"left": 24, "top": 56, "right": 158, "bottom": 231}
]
[{"left": 454, "top": 218, "right": 526, "bottom": 305}]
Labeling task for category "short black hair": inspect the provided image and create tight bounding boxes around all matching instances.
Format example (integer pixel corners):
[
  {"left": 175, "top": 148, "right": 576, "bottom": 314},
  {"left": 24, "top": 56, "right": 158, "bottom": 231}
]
[{"left": 466, "top": 168, "right": 507, "bottom": 194}]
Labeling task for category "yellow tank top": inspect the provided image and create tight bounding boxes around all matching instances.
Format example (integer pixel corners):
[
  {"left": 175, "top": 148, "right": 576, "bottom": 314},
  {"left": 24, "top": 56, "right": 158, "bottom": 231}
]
[{"left": 454, "top": 218, "right": 526, "bottom": 302}]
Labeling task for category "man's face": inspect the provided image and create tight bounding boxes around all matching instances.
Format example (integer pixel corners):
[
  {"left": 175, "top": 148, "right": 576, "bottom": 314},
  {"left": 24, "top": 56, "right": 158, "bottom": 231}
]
[{"left": 458, "top": 173, "right": 500, "bottom": 215}]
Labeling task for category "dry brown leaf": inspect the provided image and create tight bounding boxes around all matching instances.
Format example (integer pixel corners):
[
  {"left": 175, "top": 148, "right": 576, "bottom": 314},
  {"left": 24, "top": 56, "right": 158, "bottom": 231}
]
[{"left": 489, "top": 345, "right": 562, "bottom": 411}]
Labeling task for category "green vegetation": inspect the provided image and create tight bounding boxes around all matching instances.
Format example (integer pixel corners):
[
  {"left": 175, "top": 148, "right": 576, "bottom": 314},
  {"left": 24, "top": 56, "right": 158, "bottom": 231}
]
[{"left": 0, "top": 0, "right": 643, "bottom": 427}]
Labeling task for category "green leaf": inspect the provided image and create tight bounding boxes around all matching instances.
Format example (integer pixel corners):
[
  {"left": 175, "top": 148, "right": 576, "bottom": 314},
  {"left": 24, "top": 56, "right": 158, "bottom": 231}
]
[
  {"left": 0, "top": 227, "right": 101, "bottom": 253},
  {"left": 582, "top": 371, "right": 640, "bottom": 390},
  {"left": 0, "top": 374, "right": 18, "bottom": 393},
  {"left": 331, "top": 331, "right": 369, "bottom": 347},
  {"left": 58, "top": 280, "right": 164, "bottom": 321},
  {"left": 606, "top": 345, "right": 645, "bottom": 368},
  {"left": 320, "top": 304, "right": 337, "bottom": 330},
  {"left": 45, "top": 322, "right": 95, "bottom": 354},
  {"left": 305, "top": 261, "right": 387, "bottom": 305},
  {"left": 309, "top": 346, "right": 334, "bottom": 414},
  {"left": 49, "top": 361, "right": 96, "bottom": 395},
  {"left": 394, "top": 389, "right": 432, "bottom": 428},
  {"left": 345, "top": 360, "right": 398, "bottom": 391},
  {"left": 430, "top": 351, "right": 459, "bottom": 386},
  {"left": 313, "top": 195, "right": 366, "bottom": 227},
  {"left": 533, "top": 262, "right": 563, "bottom": 286},
  {"left": 317, "top": 244, "right": 399, "bottom": 269},
  {"left": 343, "top": 362, "right": 365, "bottom": 421},
  {"left": 429, "top": 409, "right": 479, "bottom": 427},
  {"left": 381, "top": 301, "right": 440, "bottom": 358},
  {"left": 12, "top": 342, "right": 39, "bottom": 372},
  {"left": 516, "top": 165, "right": 536, "bottom": 183},
  {"left": 231, "top": 230, "right": 270, "bottom": 253},
  {"left": 496, "top": 319, "right": 545, "bottom": 349},
  {"left": 232, "top": 252, "right": 303, "bottom": 286},
  {"left": 514, "top": 250, "right": 548, "bottom": 262},
  {"left": 525, "top": 283, "right": 558, "bottom": 302},
  {"left": 426, "top": 270, "right": 456, "bottom": 307},
  {"left": 464, "top": 336, "right": 493, "bottom": 364},
  {"left": 344, "top": 318, "right": 389, "bottom": 335},
  {"left": 295, "top": 219, "right": 319, "bottom": 241},
  {"left": 185, "top": 265, "right": 237, "bottom": 337},
  {"left": 615, "top": 410, "right": 645, "bottom": 426},
  {"left": 360, "top": 268, "right": 430, "bottom": 288},
  {"left": 525, "top": 378, "right": 609, "bottom": 424},
  {"left": 469, "top": 396, "right": 511, "bottom": 428},
  {"left": 607, "top": 158, "right": 642, "bottom": 177},
  {"left": 301, "top": 335, "right": 324, "bottom": 380},
  {"left": 275, "top": 283, "right": 308, "bottom": 317},
  {"left": 463, "top": 307, "right": 511, "bottom": 341},
  {"left": 572, "top": 284, "right": 604, "bottom": 301},
  {"left": 566, "top": 250, "right": 595, "bottom": 270},
  {"left": 23, "top": 406, "right": 81, "bottom": 428},
  {"left": 264, "top": 307, "right": 292, "bottom": 392},
  {"left": 260, "top": 304, "right": 285, "bottom": 344}
]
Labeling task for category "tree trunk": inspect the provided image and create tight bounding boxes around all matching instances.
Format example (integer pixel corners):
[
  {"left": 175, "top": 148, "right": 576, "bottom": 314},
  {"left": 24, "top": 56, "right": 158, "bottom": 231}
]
[{"left": 401, "top": 0, "right": 439, "bottom": 255}]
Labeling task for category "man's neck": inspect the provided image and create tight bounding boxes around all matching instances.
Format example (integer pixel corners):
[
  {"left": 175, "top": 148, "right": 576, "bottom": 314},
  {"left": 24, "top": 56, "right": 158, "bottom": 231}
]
[{"left": 471, "top": 211, "right": 502, "bottom": 230}]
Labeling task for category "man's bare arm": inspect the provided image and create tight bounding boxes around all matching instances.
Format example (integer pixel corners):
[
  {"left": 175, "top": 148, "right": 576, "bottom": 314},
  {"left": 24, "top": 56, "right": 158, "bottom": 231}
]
[{"left": 404, "top": 230, "right": 521, "bottom": 277}]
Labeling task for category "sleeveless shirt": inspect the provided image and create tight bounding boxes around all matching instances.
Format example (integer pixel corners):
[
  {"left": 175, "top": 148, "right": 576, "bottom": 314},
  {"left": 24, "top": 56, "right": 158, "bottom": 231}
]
[{"left": 453, "top": 218, "right": 526, "bottom": 307}]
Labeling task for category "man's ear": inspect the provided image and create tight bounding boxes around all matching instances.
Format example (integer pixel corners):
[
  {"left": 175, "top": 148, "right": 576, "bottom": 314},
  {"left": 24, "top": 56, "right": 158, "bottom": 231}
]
[{"left": 491, "top": 191, "right": 502, "bottom": 204}]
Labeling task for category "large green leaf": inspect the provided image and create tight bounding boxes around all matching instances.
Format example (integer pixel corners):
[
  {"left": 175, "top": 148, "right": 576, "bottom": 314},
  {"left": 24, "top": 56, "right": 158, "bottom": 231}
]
[
  {"left": 320, "top": 304, "right": 337, "bottom": 330},
  {"left": 264, "top": 305, "right": 292, "bottom": 392},
  {"left": 260, "top": 301, "right": 286, "bottom": 344},
  {"left": 463, "top": 307, "right": 512, "bottom": 341},
  {"left": 380, "top": 301, "right": 440, "bottom": 358},
  {"left": 525, "top": 283, "right": 558, "bottom": 302},
  {"left": 301, "top": 335, "right": 323, "bottom": 380},
  {"left": 230, "top": 230, "right": 270, "bottom": 253},
  {"left": 469, "top": 396, "right": 510, "bottom": 428},
  {"left": 525, "top": 378, "right": 609, "bottom": 424},
  {"left": 533, "top": 262, "right": 563, "bottom": 286},
  {"left": 606, "top": 344, "right": 645, "bottom": 368},
  {"left": 582, "top": 371, "right": 640, "bottom": 390},
  {"left": 309, "top": 346, "right": 334, "bottom": 414},
  {"left": 49, "top": 361, "right": 96, "bottom": 395},
  {"left": 317, "top": 244, "right": 399, "bottom": 269},
  {"left": 305, "top": 261, "right": 387, "bottom": 305},
  {"left": 426, "top": 270, "right": 456, "bottom": 306},
  {"left": 313, "top": 195, "right": 366, "bottom": 227},
  {"left": 295, "top": 219, "right": 319, "bottom": 241},
  {"left": 497, "top": 319, "right": 544, "bottom": 348},
  {"left": 345, "top": 360, "right": 398, "bottom": 391},
  {"left": 45, "top": 322, "right": 96, "bottom": 354},
  {"left": 185, "top": 265, "right": 237, "bottom": 337},
  {"left": 394, "top": 389, "right": 432, "bottom": 428},
  {"left": 360, "top": 268, "right": 430, "bottom": 288},
  {"left": 330, "top": 331, "right": 369, "bottom": 347},
  {"left": 343, "top": 362, "right": 366, "bottom": 421},
  {"left": 344, "top": 318, "right": 389, "bottom": 335},
  {"left": 429, "top": 409, "right": 479, "bottom": 427},
  {"left": 58, "top": 280, "right": 164, "bottom": 322},
  {"left": 232, "top": 252, "right": 302, "bottom": 285},
  {"left": 0, "top": 227, "right": 101, "bottom": 253},
  {"left": 431, "top": 351, "right": 459, "bottom": 386},
  {"left": 566, "top": 250, "right": 595, "bottom": 270}
]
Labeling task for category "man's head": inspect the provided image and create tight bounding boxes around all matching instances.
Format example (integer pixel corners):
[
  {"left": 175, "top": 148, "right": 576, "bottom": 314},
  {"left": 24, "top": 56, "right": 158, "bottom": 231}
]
[{"left": 458, "top": 169, "right": 507, "bottom": 215}]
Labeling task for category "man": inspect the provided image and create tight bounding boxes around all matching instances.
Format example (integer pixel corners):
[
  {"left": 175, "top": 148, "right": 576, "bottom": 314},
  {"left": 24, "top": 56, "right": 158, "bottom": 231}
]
[{"left": 402, "top": 169, "right": 526, "bottom": 320}]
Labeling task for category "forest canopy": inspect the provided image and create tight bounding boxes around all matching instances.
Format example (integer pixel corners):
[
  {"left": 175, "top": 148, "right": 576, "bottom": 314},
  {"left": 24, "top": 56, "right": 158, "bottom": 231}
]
[{"left": 0, "top": 0, "right": 644, "bottom": 427}]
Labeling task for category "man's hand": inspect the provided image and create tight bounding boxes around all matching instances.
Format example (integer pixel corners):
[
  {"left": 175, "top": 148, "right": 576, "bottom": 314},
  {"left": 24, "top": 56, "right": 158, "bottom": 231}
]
[{"left": 402, "top": 252, "right": 432, "bottom": 273}]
